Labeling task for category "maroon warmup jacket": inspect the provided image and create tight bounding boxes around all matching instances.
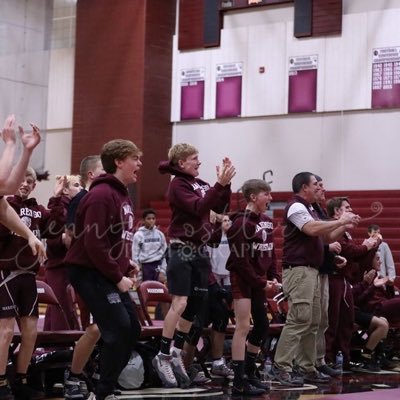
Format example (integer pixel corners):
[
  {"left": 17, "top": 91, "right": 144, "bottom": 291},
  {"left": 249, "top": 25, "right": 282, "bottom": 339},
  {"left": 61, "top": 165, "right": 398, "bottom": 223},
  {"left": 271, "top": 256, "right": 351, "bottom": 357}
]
[
  {"left": 226, "top": 210, "right": 279, "bottom": 289},
  {"left": 64, "top": 174, "right": 135, "bottom": 284},
  {"left": 158, "top": 161, "right": 231, "bottom": 246},
  {"left": 339, "top": 231, "right": 377, "bottom": 283}
]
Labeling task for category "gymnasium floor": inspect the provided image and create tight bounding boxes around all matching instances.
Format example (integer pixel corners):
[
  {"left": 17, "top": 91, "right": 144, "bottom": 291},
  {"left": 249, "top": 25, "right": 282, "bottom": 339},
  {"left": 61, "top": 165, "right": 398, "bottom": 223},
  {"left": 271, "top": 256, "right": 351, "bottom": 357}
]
[{"left": 47, "top": 368, "right": 400, "bottom": 399}]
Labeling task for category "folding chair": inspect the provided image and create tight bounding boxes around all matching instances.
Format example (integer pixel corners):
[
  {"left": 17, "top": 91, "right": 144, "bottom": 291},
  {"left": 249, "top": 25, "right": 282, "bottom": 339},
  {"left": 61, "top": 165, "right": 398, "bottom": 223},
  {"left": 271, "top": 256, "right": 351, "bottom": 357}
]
[
  {"left": 66, "top": 284, "right": 83, "bottom": 331},
  {"left": 128, "top": 288, "right": 164, "bottom": 339},
  {"left": 136, "top": 280, "right": 172, "bottom": 327},
  {"left": 262, "top": 291, "right": 287, "bottom": 362},
  {"left": 11, "top": 281, "right": 84, "bottom": 395}
]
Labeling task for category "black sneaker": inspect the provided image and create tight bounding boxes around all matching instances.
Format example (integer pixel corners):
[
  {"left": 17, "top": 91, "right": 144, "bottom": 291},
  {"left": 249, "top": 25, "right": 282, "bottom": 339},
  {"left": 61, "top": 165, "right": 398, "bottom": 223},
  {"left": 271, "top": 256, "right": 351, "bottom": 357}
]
[
  {"left": 380, "top": 358, "right": 399, "bottom": 370},
  {"left": 357, "top": 354, "right": 381, "bottom": 372},
  {"left": 246, "top": 374, "right": 269, "bottom": 391},
  {"left": 12, "top": 377, "right": 45, "bottom": 400},
  {"left": 301, "top": 370, "right": 330, "bottom": 384},
  {"left": 232, "top": 380, "right": 266, "bottom": 396},
  {"left": 0, "top": 380, "right": 14, "bottom": 400},
  {"left": 64, "top": 370, "right": 89, "bottom": 399},
  {"left": 271, "top": 364, "right": 302, "bottom": 387},
  {"left": 316, "top": 364, "right": 342, "bottom": 377}
]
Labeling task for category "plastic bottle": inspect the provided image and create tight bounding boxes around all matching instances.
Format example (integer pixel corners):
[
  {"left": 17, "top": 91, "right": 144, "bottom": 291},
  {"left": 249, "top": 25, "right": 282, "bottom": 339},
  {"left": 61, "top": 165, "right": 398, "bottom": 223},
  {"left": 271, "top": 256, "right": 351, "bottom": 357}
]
[
  {"left": 336, "top": 351, "right": 344, "bottom": 373},
  {"left": 261, "top": 356, "right": 272, "bottom": 382},
  {"left": 264, "top": 356, "right": 272, "bottom": 373}
]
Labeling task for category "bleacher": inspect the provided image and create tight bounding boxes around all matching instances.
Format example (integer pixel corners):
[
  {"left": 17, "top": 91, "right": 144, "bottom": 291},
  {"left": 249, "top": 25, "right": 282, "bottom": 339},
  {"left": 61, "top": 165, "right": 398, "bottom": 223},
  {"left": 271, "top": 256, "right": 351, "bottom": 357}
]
[{"left": 150, "top": 190, "right": 400, "bottom": 286}]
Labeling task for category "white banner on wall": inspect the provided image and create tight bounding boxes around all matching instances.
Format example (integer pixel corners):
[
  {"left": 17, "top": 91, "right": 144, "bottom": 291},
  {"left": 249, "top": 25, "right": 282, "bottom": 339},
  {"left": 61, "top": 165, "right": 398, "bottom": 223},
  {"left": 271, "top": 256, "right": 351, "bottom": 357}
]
[
  {"left": 180, "top": 68, "right": 205, "bottom": 86},
  {"left": 216, "top": 62, "right": 243, "bottom": 80},
  {"left": 288, "top": 55, "right": 318, "bottom": 75}
]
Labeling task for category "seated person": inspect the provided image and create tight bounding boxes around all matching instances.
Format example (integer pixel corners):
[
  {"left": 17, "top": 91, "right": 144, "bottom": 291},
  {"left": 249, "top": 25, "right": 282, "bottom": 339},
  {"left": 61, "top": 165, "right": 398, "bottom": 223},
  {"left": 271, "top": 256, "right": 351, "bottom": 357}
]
[
  {"left": 353, "top": 306, "right": 389, "bottom": 371},
  {"left": 353, "top": 253, "right": 399, "bottom": 325},
  {"left": 367, "top": 225, "right": 396, "bottom": 282}
]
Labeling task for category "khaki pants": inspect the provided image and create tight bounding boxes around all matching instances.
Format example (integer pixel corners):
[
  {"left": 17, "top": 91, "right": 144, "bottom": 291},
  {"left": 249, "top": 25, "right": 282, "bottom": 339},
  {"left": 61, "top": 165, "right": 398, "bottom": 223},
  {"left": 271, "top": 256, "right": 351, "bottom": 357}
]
[{"left": 274, "top": 266, "right": 321, "bottom": 372}]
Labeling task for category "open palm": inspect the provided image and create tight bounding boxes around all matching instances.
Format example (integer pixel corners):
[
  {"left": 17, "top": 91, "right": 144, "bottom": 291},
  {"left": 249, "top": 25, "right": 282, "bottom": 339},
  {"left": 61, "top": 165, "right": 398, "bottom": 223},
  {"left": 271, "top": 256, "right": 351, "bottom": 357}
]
[{"left": 19, "top": 123, "right": 41, "bottom": 151}]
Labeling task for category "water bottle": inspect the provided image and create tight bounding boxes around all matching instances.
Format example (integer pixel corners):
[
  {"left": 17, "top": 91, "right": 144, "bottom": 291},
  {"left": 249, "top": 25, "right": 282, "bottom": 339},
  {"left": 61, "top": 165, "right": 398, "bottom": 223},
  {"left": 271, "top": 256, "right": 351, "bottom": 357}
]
[
  {"left": 263, "top": 356, "right": 273, "bottom": 380},
  {"left": 336, "top": 351, "right": 344, "bottom": 373}
]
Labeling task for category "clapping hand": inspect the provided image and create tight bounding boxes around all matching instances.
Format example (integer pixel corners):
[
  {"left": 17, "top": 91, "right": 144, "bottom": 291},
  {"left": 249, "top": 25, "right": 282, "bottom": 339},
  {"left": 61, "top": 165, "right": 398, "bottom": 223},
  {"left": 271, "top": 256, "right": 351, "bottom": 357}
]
[
  {"left": 19, "top": 123, "right": 41, "bottom": 152},
  {"left": 1, "top": 114, "right": 17, "bottom": 145},
  {"left": 216, "top": 157, "right": 236, "bottom": 186}
]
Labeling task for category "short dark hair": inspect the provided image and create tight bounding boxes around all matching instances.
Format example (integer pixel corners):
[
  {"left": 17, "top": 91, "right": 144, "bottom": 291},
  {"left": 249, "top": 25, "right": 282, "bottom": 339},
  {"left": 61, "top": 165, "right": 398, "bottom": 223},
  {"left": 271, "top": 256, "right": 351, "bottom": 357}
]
[
  {"left": 314, "top": 174, "right": 322, "bottom": 182},
  {"left": 368, "top": 224, "right": 380, "bottom": 233},
  {"left": 326, "top": 197, "right": 350, "bottom": 218},
  {"left": 142, "top": 208, "right": 156, "bottom": 219},
  {"left": 80, "top": 155, "right": 100, "bottom": 185},
  {"left": 292, "top": 172, "right": 314, "bottom": 193},
  {"left": 242, "top": 179, "right": 271, "bottom": 202}
]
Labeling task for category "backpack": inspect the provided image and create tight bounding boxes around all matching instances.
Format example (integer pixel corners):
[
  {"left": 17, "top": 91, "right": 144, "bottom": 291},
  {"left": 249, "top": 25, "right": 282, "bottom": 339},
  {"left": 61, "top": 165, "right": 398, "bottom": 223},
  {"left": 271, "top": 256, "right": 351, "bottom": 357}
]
[{"left": 118, "top": 342, "right": 161, "bottom": 390}]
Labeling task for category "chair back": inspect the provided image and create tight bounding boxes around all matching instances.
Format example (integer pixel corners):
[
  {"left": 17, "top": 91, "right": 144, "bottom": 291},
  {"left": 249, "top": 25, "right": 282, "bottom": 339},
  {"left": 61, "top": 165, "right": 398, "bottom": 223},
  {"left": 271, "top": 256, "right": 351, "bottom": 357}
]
[
  {"left": 66, "top": 284, "right": 83, "bottom": 331},
  {"left": 137, "top": 281, "right": 171, "bottom": 326},
  {"left": 36, "top": 280, "right": 62, "bottom": 306}
]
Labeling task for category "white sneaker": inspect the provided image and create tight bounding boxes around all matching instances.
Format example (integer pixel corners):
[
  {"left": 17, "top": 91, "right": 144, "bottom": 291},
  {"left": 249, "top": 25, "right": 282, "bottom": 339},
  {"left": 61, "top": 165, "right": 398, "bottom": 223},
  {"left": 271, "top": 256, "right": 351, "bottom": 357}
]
[
  {"left": 171, "top": 349, "right": 191, "bottom": 388},
  {"left": 152, "top": 353, "right": 178, "bottom": 388}
]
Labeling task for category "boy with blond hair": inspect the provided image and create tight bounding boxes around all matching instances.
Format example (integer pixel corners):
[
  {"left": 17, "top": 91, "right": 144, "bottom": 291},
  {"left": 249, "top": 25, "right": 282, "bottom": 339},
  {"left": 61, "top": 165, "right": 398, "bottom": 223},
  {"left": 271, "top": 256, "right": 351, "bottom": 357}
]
[{"left": 153, "top": 143, "right": 235, "bottom": 388}]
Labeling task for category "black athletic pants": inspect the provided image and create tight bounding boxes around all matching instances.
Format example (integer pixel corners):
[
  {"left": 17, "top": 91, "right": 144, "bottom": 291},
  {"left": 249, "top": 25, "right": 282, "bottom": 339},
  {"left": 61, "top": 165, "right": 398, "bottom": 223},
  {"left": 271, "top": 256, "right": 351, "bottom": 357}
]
[{"left": 68, "top": 265, "right": 141, "bottom": 399}]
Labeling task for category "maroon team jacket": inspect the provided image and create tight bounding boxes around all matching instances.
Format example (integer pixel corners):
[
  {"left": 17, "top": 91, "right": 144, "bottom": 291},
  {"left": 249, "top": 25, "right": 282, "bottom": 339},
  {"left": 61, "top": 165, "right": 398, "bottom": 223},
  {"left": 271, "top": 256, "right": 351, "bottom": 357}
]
[
  {"left": 339, "top": 231, "right": 378, "bottom": 283},
  {"left": 0, "top": 195, "right": 65, "bottom": 273},
  {"left": 158, "top": 161, "right": 231, "bottom": 246},
  {"left": 64, "top": 174, "right": 135, "bottom": 284},
  {"left": 226, "top": 210, "right": 279, "bottom": 289}
]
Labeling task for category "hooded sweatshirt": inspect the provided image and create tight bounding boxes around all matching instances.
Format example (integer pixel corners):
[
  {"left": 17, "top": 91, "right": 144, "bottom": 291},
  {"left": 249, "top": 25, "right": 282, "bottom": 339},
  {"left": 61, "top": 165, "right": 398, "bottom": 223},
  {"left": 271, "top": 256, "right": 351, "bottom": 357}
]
[
  {"left": 132, "top": 226, "right": 167, "bottom": 264},
  {"left": 158, "top": 161, "right": 231, "bottom": 245},
  {"left": 226, "top": 210, "right": 279, "bottom": 290},
  {"left": 64, "top": 174, "right": 135, "bottom": 284},
  {"left": 0, "top": 195, "right": 65, "bottom": 272}
]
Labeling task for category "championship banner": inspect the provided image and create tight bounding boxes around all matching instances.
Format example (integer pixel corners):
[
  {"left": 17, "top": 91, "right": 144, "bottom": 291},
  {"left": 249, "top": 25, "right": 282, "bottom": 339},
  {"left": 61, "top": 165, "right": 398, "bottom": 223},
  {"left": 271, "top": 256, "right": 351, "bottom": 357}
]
[
  {"left": 180, "top": 68, "right": 205, "bottom": 120},
  {"left": 371, "top": 47, "right": 400, "bottom": 109},
  {"left": 216, "top": 62, "right": 242, "bottom": 118},
  {"left": 288, "top": 55, "right": 318, "bottom": 113}
]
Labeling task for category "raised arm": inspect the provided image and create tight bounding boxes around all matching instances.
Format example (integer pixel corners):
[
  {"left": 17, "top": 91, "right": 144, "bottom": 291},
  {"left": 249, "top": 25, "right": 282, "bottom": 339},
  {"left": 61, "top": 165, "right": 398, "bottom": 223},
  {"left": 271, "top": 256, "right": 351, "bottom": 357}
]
[
  {"left": 0, "top": 119, "right": 41, "bottom": 195},
  {"left": 302, "top": 212, "right": 359, "bottom": 238},
  {"left": 0, "top": 115, "right": 17, "bottom": 192}
]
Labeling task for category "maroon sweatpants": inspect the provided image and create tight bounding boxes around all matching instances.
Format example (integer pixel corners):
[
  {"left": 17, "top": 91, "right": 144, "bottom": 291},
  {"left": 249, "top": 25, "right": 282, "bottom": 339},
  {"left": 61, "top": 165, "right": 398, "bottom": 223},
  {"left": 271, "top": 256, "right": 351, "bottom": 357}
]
[{"left": 325, "top": 274, "right": 354, "bottom": 366}]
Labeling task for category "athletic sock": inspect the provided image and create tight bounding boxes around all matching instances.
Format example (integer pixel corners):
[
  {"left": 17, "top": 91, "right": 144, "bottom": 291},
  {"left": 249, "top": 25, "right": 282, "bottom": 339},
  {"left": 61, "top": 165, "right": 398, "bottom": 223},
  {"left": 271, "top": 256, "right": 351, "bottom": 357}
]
[
  {"left": 160, "top": 336, "right": 172, "bottom": 355},
  {"left": 173, "top": 330, "right": 187, "bottom": 350}
]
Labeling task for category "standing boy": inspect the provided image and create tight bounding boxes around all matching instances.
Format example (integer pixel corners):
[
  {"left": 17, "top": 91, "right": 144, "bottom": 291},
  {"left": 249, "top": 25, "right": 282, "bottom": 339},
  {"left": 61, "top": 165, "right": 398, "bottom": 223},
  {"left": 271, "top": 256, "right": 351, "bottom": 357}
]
[
  {"left": 153, "top": 143, "right": 235, "bottom": 388},
  {"left": 63, "top": 156, "right": 105, "bottom": 400},
  {"left": 0, "top": 167, "right": 65, "bottom": 400},
  {"left": 227, "top": 179, "right": 280, "bottom": 396},
  {"left": 65, "top": 140, "right": 142, "bottom": 400},
  {"left": 132, "top": 209, "right": 167, "bottom": 282}
]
